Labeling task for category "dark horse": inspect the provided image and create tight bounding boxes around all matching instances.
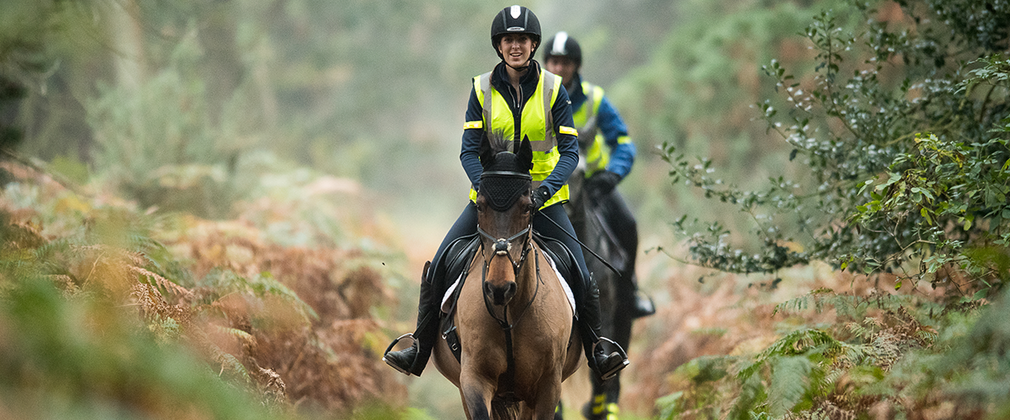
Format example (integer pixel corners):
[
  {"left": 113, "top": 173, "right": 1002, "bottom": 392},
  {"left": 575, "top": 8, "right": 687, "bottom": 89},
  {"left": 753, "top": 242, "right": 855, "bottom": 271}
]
[
  {"left": 565, "top": 162, "right": 637, "bottom": 419},
  {"left": 432, "top": 136, "right": 583, "bottom": 420}
]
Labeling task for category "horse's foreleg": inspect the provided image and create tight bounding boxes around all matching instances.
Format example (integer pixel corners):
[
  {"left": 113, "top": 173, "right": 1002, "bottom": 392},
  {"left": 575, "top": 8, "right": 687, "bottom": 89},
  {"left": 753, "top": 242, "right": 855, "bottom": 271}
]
[
  {"left": 530, "top": 378, "right": 562, "bottom": 420},
  {"left": 459, "top": 374, "right": 495, "bottom": 420}
]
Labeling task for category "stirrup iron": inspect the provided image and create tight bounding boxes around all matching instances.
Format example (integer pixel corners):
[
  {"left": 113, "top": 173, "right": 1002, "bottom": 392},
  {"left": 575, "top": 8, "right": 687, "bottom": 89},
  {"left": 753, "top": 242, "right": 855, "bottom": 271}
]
[
  {"left": 592, "top": 336, "right": 629, "bottom": 381},
  {"left": 382, "top": 333, "right": 416, "bottom": 375}
]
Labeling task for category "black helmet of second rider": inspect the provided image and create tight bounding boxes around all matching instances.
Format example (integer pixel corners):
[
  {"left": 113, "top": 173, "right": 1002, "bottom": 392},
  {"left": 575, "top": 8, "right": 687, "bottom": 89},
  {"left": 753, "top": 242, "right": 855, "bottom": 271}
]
[
  {"left": 543, "top": 31, "right": 582, "bottom": 89},
  {"left": 491, "top": 5, "right": 542, "bottom": 65},
  {"left": 543, "top": 31, "right": 582, "bottom": 70}
]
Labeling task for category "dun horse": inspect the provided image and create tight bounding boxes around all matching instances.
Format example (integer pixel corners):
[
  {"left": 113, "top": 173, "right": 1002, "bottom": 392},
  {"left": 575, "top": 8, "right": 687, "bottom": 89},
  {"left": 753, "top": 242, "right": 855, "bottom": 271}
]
[{"left": 432, "top": 136, "right": 582, "bottom": 420}]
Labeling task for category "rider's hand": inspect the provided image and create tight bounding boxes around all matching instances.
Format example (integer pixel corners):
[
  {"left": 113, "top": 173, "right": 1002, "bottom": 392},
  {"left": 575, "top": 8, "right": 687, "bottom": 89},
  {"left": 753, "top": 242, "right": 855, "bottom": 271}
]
[
  {"left": 531, "top": 185, "right": 551, "bottom": 210},
  {"left": 587, "top": 170, "right": 621, "bottom": 199}
]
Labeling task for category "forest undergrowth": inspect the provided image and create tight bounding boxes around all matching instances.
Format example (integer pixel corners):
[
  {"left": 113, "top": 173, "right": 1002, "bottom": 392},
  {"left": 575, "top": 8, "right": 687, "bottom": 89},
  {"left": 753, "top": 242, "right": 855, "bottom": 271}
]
[
  {"left": 622, "top": 256, "right": 1003, "bottom": 419},
  {"left": 628, "top": 0, "right": 1010, "bottom": 419},
  {"left": 0, "top": 159, "right": 411, "bottom": 419}
]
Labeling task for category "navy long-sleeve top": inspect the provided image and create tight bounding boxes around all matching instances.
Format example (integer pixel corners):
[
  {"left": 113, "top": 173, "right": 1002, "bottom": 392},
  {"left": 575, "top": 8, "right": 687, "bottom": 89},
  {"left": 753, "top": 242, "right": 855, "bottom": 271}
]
[{"left": 461, "top": 60, "right": 579, "bottom": 197}]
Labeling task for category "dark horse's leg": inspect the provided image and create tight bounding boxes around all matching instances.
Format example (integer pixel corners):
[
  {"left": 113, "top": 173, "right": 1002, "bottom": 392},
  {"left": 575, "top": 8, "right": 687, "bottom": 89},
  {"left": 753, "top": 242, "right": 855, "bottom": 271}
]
[{"left": 461, "top": 375, "right": 495, "bottom": 420}]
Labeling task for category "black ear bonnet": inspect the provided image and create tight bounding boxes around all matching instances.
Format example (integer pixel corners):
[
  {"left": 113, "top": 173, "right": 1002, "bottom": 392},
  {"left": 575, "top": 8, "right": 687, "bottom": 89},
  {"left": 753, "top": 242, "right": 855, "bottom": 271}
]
[{"left": 480, "top": 152, "right": 532, "bottom": 212}]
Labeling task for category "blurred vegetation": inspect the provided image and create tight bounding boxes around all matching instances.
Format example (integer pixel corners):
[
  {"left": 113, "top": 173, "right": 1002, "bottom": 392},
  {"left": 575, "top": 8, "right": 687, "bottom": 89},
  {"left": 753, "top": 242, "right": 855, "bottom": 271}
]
[
  {"left": 0, "top": 157, "right": 414, "bottom": 418},
  {"left": 4, "top": 0, "right": 1010, "bottom": 418},
  {"left": 647, "top": 0, "right": 1010, "bottom": 418}
]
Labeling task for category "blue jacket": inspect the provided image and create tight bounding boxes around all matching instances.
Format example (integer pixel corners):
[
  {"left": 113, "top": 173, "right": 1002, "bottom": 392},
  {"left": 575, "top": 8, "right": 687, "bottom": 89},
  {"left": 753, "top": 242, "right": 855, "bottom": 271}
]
[{"left": 568, "top": 74, "right": 636, "bottom": 178}]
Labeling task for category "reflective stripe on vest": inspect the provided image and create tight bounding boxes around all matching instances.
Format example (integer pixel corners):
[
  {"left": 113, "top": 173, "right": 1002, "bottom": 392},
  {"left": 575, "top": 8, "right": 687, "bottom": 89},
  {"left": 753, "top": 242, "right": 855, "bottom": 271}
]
[
  {"left": 572, "top": 81, "right": 609, "bottom": 177},
  {"left": 469, "top": 70, "right": 570, "bottom": 208}
]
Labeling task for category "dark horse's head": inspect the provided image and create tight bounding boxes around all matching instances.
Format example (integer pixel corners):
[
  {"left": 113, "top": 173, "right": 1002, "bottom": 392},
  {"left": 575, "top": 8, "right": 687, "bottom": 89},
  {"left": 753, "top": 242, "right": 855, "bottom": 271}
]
[{"left": 476, "top": 132, "right": 534, "bottom": 306}]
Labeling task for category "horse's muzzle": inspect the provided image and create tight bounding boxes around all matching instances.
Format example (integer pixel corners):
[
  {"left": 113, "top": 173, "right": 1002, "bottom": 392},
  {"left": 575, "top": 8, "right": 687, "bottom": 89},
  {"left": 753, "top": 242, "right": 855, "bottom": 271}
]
[{"left": 484, "top": 281, "right": 516, "bottom": 306}]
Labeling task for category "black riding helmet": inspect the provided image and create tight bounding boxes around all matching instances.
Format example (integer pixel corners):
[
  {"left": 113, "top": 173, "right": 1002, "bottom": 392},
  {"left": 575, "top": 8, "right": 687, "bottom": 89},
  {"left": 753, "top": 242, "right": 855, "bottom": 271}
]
[
  {"left": 543, "top": 31, "right": 582, "bottom": 70},
  {"left": 490, "top": 5, "right": 542, "bottom": 64}
]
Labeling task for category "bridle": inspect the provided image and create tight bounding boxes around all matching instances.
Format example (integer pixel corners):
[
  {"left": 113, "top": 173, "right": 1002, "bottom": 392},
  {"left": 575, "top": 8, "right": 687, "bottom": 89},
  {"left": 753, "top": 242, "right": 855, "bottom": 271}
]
[
  {"left": 474, "top": 170, "right": 545, "bottom": 397},
  {"left": 475, "top": 170, "right": 541, "bottom": 326},
  {"left": 475, "top": 170, "right": 537, "bottom": 287}
]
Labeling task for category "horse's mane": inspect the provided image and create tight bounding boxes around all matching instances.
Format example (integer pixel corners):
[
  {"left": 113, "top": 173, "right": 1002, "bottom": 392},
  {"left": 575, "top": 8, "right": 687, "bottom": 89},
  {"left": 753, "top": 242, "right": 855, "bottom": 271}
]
[{"left": 484, "top": 130, "right": 511, "bottom": 155}]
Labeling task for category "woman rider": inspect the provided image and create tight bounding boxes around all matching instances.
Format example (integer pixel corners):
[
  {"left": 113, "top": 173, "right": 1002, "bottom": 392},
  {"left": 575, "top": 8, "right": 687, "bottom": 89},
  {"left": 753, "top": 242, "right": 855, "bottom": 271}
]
[{"left": 383, "top": 5, "right": 629, "bottom": 382}]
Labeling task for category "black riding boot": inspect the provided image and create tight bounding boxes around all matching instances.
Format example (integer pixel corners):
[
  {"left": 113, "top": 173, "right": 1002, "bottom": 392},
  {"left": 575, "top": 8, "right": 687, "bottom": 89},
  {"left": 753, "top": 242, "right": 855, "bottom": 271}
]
[
  {"left": 383, "top": 262, "right": 439, "bottom": 376},
  {"left": 576, "top": 272, "right": 629, "bottom": 381},
  {"left": 622, "top": 271, "right": 656, "bottom": 319}
]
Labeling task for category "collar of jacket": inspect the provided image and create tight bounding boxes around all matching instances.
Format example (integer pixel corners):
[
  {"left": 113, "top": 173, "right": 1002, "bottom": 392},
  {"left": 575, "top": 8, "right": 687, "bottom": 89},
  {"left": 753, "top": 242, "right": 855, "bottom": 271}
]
[
  {"left": 567, "top": 73, "right": 587, "bottom": 110},
  {"left": 491, "top": 60, "right": 544, "bottom": 110}
]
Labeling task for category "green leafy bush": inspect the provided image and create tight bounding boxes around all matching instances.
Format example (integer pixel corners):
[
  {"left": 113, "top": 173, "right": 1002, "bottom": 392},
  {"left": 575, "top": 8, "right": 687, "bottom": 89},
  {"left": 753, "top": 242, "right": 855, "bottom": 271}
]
[
  {"left": 663, "top": 0, "right": 1009, "bottom": 284},
  {"left": 655, "top": 0, "right": 1010, "bottom": 418}
]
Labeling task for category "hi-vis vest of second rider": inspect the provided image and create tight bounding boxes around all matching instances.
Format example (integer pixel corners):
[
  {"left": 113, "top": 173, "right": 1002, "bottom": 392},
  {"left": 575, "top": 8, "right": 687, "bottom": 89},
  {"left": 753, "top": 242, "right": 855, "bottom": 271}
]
[
  {"left": 573, "top": 81, "right": 630, "bottom": 177},
  {"left": 464, "top": 69, "right": 577, "bottom": 209}
]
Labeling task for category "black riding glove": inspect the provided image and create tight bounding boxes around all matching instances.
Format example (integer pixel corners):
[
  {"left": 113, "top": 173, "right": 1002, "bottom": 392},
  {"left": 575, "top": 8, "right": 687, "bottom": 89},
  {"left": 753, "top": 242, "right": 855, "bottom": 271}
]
[
  {"left": 587, "top": 170, "right": 621, "bottom": 199},
  {"left": 531, "top": 185, "right": 551, "bottom": 210}
]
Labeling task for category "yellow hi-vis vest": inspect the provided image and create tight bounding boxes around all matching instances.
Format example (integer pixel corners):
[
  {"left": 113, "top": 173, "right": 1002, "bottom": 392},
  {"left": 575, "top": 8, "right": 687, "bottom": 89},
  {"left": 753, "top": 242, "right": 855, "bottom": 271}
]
[
  {"left": 572, "top": 81, "right": 609, "bottom": 177},
  {"left": 464, "top": 70, "right": 577, "bottom": 209}
]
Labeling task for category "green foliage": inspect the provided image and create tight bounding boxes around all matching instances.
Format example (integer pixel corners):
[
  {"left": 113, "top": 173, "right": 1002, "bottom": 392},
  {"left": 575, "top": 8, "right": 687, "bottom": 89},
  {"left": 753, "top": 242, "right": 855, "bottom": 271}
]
[
  {"left": 654, "top": 0, "right": 1010, "bottom": 418},
  {"left": 196, "top": 268, "right": 318, "bottom": 327},
  {"left": 86, "top": 31, "right": 239, "bottom": 218},
  {"left": 662, "top": 0, "right": 1010, "bottom": 284},
  {"left": 656, "top": 288, "right": 948, "bottom": 419}
]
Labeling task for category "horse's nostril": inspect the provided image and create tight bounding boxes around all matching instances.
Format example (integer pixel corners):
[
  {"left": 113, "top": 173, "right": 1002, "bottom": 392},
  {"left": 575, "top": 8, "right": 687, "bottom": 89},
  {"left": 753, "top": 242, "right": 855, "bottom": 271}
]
[{"left": 506, "top": 282, "right": 516, "bottom": 298}]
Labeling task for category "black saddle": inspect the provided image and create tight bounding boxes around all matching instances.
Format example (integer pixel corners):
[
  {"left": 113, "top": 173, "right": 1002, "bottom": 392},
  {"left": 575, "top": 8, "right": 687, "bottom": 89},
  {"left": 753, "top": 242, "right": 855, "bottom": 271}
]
[
  {"left": 432, "top": 233, "right": 479, "bottom": 362},
  {"left": 532, "top": 232, "right": 579, "bottom": 292}
]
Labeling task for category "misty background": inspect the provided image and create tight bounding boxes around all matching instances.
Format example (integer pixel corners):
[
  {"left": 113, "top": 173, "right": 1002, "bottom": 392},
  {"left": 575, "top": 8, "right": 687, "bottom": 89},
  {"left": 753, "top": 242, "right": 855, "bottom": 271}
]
[
  {"left": 7, "top": 0, "right": 816, "bottom": 259},
  {"left": 2, "top": 0, "right": 833, "bottom": 417}
]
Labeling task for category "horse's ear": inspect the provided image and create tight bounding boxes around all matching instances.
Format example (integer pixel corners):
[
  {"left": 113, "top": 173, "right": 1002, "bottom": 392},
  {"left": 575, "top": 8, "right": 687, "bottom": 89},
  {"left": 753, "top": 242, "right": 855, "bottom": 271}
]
[
  {"left": 479, "top": 131, "right": 495, "bottom": 169},
  {"left": 518, "top": 136, "right": 534, "bottom": 172}
]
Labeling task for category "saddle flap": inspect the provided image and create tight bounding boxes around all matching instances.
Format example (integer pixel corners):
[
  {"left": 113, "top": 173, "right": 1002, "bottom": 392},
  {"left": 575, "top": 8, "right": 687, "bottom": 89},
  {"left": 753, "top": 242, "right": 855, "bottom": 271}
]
[{"left": 533, "top": 233, "right": 577, "bottom": 288}]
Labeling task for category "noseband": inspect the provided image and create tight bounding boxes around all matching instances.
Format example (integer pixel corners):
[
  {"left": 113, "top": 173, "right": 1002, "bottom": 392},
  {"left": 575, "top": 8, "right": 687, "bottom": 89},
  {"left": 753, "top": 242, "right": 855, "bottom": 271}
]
[{"left": 476, "top": 222, "right": 532, "bottom": 278}]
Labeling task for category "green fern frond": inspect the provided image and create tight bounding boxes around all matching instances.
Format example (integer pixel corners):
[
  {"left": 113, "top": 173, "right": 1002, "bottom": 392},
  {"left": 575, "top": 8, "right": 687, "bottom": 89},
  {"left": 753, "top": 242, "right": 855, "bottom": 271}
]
[
  {"left": 131, "top": 265, "right": 192, "bottom": 298},
  {"left": 773, "top": 289, "right": 861, "bottom": 317},
  {"left": 768, "top": 355, "right": 813, "bottom": 416},
  {"left": 200, "top": 269, "right": 317, "bottom": 324},
  {"left": 845, "top": 321, "right": 875, "bottom": 341},
  {"left": 209, "top": 343, "right": 250, "bottom": 383},
  {"left": 760, "top": 329, "right": 839, "bottom": 359},
  {"left": 215, "top": 325, "right": 255, "bottom": 345},
  {"left": 655, "top": 391, "right": 685, "bottom": 420},
  {"left": 739, "top": 329, "right": 842, "bottom": 380},
  {"left": 774, "top": 294, "right": 815, "bottom": 316},
  {"left": 729, "top": 372, "right": 767, "bottom": 420}
]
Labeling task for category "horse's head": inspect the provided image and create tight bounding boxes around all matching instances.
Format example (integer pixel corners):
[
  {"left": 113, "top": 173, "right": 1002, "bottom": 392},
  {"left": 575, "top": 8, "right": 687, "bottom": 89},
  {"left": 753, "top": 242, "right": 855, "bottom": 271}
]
[{"left": 476, "top": 133, "right": 534, "bottom": 306}]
